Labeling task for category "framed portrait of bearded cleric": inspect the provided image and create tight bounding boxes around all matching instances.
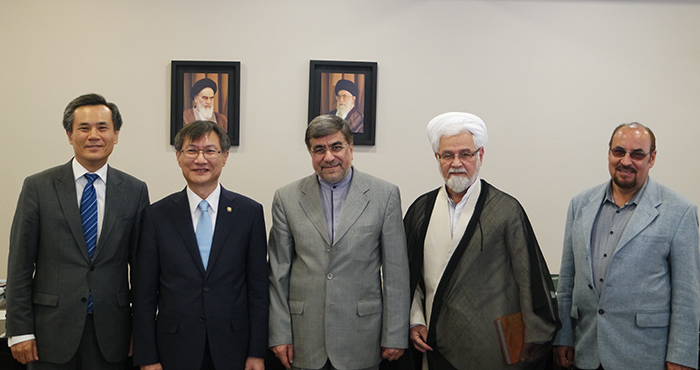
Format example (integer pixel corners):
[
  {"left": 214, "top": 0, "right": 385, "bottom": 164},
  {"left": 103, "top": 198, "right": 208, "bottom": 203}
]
[
  {"left": 170, "top": 60, "right": 240, "bottom": 145},
  {"left": 308, "top": 60, "right": 377, "bottom": 146}
]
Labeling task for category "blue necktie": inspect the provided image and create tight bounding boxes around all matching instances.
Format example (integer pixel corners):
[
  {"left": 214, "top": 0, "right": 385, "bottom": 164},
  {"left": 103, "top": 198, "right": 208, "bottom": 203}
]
[
  {"left": 80, "top": 173, "right": 98, "bottom": 314},
  {"left": 196, "top": 200, "right": 213, "bottom": 270}
]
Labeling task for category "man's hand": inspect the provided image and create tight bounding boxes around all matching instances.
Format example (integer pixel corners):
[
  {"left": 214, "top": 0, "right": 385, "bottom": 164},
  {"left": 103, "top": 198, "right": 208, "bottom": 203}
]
[
  {"left": 272, "top": 344, "right": 294, "bottom": 369},
  {"left": 10, "top": 339, "right": 38, "bottom": 364},
  {"left": 667, "top": 362, "right": 693, "bottom": 370},
  {"left": 553, "top": 346, "right": 575, "bottom": 369},
  {"left": 409, "top": 325, "right": 433, "bottom": 353},
  {"left": 140, "top": 364, "right": 163, "bottom": 370},
  {"left": 519, "top": 342, "right": 549, "bottom": 363},
  {"left": 245, "top": 356, "right": 265, "bottom": 370},
  {"left": 381, "top": 347, "right": 404, "bottom": 361}
]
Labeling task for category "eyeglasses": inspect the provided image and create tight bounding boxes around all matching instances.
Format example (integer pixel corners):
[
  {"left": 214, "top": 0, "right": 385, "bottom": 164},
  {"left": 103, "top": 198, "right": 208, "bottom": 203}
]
[
  {"left": 310, "top": 144, "right": 348, "bottom": 156},
  {"left": 610, "top": 147, "right": 649, "bottom": 161},
  {"left": 179, "top": 148, "right": 222, "bottom": 159},
  {"left": 437, "top": 149, "right": 481, "bottom": 162}
]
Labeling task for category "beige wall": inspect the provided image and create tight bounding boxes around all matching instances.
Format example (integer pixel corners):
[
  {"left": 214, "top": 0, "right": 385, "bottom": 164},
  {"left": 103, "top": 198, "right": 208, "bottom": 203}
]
[{"left": 1, "top": 0, "right": 699, "bottom": 278}]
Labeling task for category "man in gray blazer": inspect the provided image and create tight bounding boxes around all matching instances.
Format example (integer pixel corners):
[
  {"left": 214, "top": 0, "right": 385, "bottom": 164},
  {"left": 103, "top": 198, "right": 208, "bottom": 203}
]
[
  {"left": 553, "top": 123, "right": 700, "bottom": 370},
  {"left": 6, "top": 94, "right": 149, "bottom": 369},
  {"left": 268, "top": 115, "right": 410, "bottom": 370}
]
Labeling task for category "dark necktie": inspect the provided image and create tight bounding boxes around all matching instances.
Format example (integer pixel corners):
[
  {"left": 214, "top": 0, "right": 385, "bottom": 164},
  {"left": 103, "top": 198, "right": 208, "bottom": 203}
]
[{"left": 80, "top": 173, "right": 98, "bottom": 313}]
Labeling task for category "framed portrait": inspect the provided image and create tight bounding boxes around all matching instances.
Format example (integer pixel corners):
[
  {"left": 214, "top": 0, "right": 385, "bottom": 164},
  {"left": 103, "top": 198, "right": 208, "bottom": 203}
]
[
  {"left": 170, "top": 60, "right": 240, "bottom": 145},
  {"left": 308, "top": 60, "right": 377, "bottom": 146}
]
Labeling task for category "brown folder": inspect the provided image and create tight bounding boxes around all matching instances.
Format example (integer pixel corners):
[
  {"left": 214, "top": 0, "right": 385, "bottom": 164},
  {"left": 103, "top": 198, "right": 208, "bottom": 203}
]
[{"left": 494, "top": 311, "right": 525, "bottom": 364}]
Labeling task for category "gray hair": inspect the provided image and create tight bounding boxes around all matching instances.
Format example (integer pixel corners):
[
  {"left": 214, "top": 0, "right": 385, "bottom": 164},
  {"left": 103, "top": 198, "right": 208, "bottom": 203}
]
[
  {"left": 305, "top": 115, "right": 353, "bottom": 148},
  {"left": 427, "top": 112, "right": 488, "bottom": 153}
]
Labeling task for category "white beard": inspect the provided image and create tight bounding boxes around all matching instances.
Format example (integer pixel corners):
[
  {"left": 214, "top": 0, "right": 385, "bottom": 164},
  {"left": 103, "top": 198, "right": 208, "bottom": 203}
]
[
  {"left": 441, "top": 157, "right": 481, "bottom": 194},
  {"left": 336, "top": 103, "right": 352, "bottom": 118},
  {"left": 196, "top": 106, "right": 214, "bottom": 120}
]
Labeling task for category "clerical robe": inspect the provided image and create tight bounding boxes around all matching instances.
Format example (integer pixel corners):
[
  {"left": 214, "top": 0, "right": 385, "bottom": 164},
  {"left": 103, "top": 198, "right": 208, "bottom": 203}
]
[{"left": 404, "top": 180, "right": 559, "bottom": 370}]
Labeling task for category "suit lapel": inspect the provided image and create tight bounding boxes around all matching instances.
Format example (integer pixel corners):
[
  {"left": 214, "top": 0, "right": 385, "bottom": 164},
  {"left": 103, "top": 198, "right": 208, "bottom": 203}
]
[
  {"left": 55, "top": 161, "right": 91, "bottom": 263},
  {"left": 580, "top": 189, "right": 604, "bottom": 255},
  {"left": 93, "top": 165, "right": 123, "bottom": 261},
  {"left": 207, "top": 187, "right": 238, "bottom": 275},
  {"left": 333, "top": 171, "right": 369, "bottom": 245},
  {"left": 299, "top": 175, "right": 331, "bottom": 246},
  {"left": 170, "top": 189, "right": 207, "bottom": 275},
  {"left": 615, "top": 179, "right": 660, "bottom": 254},
  {"left": 577, "top": 187, "right": 606, "bottom": 287}
]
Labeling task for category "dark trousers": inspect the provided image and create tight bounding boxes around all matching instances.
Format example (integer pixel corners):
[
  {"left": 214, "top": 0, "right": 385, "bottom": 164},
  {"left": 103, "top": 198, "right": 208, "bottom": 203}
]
[
  {"left": 201, "top": 338, "right": 216, "bottom": 370},
  {"left": 27, "top": 315, "right": 125, "bottom": 370}
]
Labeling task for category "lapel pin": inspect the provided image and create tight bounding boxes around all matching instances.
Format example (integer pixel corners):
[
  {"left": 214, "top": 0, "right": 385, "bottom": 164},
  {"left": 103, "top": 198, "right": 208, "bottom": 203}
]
[{"left": 227, "top": 207, "right": 232, "bottom": 212}]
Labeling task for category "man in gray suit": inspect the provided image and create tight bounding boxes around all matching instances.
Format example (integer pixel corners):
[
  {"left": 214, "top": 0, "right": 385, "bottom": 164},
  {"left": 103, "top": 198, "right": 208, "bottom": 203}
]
[
  {"left": 553, "top": 123, "right": 700, "bottom": 370},
  {"left": 268, "top": 115, "right": 409, "bottom": 370},
  {"left": 6, "top": 93, "right": 149, "bottom": 369}
]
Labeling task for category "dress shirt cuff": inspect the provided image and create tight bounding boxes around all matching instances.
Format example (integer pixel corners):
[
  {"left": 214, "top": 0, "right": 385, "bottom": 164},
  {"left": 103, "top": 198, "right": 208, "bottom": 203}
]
[
  {"left": 410, "top": 287, "right": 426, "bottom": 327},
  {"left": 8, "top": 334, "right": 35, "bottom": 347}
]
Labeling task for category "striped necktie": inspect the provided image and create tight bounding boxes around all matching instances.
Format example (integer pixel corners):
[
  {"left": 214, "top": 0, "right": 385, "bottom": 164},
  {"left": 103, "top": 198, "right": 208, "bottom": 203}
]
[{"left": 80, "top": 173, "right": 99, "bottom": 313}]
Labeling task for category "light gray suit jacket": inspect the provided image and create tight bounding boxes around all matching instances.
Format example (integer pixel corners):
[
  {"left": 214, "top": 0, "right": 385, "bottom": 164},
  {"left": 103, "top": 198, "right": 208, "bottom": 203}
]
[
  {"left": 268, "top": 169, "right": 410, "bottom": 369},
  {"left": 6, "top": 161, "right": 149, "bottom": 364},
  {"left": 554, "top": 178, "right": 700, "bottom": 370}
]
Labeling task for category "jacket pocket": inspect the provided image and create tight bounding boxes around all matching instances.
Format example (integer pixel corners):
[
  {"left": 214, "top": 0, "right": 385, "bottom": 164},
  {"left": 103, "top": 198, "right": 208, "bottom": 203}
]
[
  {"left": 289, "top": 300, "right": 304, "bottom": 315},
  {"left": 117, "top": 292, "right": 130, "bottom": 307},
  {"left": 635, "top": 310, "right": 670, "bottom": 328},
  {"left": 32, "top": 291, "right": 59, "bottom": 307},
  {"left": 156, "top": 317, "right": 178, "bottom": 334},
  {"left": 357, "top": 298, "right": 382, "bottom": 316},
  {"left": 569, "top": 304, "right": 579, "bottom": 320},
  {"left": 231, "top": 317, "right": 250, "bottom": 331},
  {"left": 641, "top": 235, "right": 668, "bottom": 243}
]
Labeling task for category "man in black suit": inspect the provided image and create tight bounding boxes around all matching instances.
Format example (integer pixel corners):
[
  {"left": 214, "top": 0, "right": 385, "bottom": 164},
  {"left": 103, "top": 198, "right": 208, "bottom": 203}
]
[
  {"left": 132, "top": 120, "right": 268, "bottom": 370},
  {"left": 6, "top": 93, "right": 150, "bottom": 369}
]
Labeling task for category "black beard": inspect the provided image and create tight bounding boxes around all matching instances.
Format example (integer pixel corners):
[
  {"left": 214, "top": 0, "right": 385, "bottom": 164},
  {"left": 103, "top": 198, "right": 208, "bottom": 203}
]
[{"left": 613, "top": 164, "right": 637, "bottom": 189}]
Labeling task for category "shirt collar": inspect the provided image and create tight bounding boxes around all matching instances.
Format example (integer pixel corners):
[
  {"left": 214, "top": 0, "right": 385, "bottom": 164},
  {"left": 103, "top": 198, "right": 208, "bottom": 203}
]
[
  {"left": 603, "top": 178, "right": 648, "bottom": 207},
  {"left": 187, "top": 183, "right": 221, "bottom": 215},
  {"left": 72, "top": 158, "right": 108, "bottom": 183},
  {"left": 446, "top": 176, "right": 480, "bottom": 208}
]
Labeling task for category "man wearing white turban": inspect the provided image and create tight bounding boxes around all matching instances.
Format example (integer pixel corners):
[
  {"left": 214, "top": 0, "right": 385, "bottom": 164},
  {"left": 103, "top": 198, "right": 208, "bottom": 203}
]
[{"left": 401, "top": 112, "right": 559, "bottom": 370}]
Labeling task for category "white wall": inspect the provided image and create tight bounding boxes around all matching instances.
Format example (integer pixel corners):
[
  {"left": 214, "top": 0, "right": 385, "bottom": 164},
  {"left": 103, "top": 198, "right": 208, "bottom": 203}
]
[{"left": 1, "top": 0, "right": 699, "bottom": 278}]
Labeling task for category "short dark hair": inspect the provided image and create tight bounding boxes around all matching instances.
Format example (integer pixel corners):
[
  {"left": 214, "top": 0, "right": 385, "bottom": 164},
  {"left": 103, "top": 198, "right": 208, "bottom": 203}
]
[
  {"left": 609, "top": 122, "right": 656, "bottom": 152},
  {"left": 62, "top": 93, "right": 122, "bottom": 132},
  {"left": 174, "top": 120, "right": 230, "bottom": 152},
  {"left": 305, "top": 115, "right": 353, "bottom": 149}
]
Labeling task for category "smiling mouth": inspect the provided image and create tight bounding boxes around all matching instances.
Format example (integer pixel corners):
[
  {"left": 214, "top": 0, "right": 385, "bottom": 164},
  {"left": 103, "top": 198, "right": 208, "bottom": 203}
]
[{"left": 616, "top": 165, "right": 636, "bottom": 174}]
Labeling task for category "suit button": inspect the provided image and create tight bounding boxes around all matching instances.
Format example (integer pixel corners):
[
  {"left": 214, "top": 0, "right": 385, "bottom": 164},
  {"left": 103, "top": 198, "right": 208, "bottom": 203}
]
[
  {"left": 89, "top": 266, "right": 94, "bottom": 271},
  {"left": 200, "top": 317, "right": 205, "bottom": 322},
  {"left": 598, "top": 309, "right": 605, "bottom": 315},
  {"left": 588, "top": 284, "right": 593, "bottom": 289},
  {"left": 327, "top": 273, "right": 334, "bottom": 280},
  {"left": 81, "top": 297, "right": 87, "bottom": 302},
  {"left": 203, "top": 287, "right": 210, "bottom": 292}
]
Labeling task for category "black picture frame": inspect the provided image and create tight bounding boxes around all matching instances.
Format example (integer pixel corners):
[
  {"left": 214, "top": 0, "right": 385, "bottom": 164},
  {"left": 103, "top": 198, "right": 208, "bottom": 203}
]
[
  {"left": 308, "top": 60, "right": 377, "bottom": 146},
  {"left": 171, "top": 60, "right": 240, "bottom": 146}
]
